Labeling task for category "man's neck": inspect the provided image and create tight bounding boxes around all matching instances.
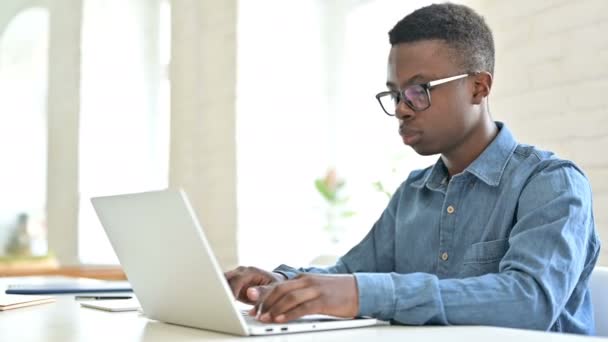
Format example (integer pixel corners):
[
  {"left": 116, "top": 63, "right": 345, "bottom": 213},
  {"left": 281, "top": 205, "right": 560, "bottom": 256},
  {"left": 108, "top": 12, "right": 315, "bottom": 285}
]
[{"left": 442, "top": 117, "right": 498, "bottom": 177}]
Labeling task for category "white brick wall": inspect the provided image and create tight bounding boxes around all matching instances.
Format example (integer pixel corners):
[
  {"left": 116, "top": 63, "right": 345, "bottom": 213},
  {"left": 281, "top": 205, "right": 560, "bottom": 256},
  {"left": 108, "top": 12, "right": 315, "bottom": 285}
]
[{"left": 465, "top": 0, "right": 608, "bottom": 265}]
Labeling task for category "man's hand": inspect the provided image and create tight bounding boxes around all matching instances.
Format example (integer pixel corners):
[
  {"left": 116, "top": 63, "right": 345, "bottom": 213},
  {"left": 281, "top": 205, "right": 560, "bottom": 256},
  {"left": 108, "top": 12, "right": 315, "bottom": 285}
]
[
  {"left": 224, "top": 266, "right": 285, "bottom": 304},
  {"left": 252, "top": 274, "right": 359, "bottom": 323}
]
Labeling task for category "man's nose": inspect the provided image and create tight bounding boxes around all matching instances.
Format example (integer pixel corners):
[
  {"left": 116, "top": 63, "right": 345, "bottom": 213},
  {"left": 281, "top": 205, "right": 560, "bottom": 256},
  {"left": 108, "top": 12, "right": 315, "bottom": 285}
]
[{"left": 395, "top": 101, "right": 415, "bottom": 121}]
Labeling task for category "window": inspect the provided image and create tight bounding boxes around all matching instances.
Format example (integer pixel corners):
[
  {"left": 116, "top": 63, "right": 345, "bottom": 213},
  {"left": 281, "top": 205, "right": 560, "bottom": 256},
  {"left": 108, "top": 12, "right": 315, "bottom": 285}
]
[
  {"left": 237, "top": 0, "right": 329, "bottom": 269},
  {"left": 237, "top": 0, "right": 435, "bottom": 269},
  {"left": 77, "top": 0, "right": 171, "bottom": 264},
  {"left": 0, "top": 7, "right": 49, "bottom": 256},
  {"left": 332, "top": 0, "right": 437, "bottom": 250}
]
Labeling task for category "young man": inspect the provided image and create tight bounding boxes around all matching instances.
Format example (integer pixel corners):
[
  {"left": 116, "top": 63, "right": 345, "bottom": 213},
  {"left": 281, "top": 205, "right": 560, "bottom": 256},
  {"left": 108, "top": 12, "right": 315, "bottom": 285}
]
[{"left": 225, "top": 3, "right": 600, "bottom": 334}]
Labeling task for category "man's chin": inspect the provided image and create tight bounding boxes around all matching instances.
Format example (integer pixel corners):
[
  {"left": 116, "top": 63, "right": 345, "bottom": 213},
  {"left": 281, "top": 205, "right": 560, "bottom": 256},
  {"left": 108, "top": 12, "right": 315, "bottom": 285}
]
[{"left": 408, "top": 142, "right": 438, "bottom": 156}]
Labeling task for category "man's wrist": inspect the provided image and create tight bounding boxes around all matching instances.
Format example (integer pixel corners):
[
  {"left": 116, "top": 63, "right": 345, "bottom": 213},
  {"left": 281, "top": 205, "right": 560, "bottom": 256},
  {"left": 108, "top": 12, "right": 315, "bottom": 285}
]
[{"left": 272, "top": 264, "right": 303, "bottom": 280}]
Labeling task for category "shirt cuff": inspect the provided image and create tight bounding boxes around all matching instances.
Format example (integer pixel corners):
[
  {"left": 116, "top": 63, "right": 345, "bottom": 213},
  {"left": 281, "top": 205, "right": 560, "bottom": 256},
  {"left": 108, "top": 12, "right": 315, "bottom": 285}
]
[
  {"left": 273, "top": 264, "right": 302, "bottom": 280},
  {"left": 354, "top": 273, "right": 395, "bottom": 320}
]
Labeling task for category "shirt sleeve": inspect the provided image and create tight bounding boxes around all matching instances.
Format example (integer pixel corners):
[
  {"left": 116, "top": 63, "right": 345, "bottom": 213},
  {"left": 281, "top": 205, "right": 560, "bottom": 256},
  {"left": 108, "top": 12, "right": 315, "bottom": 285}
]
[
  {"left": 273, "top": 183, "right": 403, "bottom": 279},
  {"left": 355, "top": 161, "right": 600, "bottom": 330}
]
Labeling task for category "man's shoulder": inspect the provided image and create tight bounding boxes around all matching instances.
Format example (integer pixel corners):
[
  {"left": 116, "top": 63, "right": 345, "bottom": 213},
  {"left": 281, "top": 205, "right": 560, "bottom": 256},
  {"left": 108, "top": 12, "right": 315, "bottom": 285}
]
[
  {"left": 509, "top": 142, "right": 589, "bottom": 187},
  {"left": 512, "top": 142, "right": 553, "bottom": 161},
  {"left": 512, "top": 143, "right": 581, "bottom": 171}
]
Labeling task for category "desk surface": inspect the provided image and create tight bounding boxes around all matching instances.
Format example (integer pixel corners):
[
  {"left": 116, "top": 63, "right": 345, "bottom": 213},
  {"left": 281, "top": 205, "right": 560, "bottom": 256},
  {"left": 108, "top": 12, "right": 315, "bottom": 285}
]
[{"left": 1, "top": 278, "right": 606, "bottom": 342}]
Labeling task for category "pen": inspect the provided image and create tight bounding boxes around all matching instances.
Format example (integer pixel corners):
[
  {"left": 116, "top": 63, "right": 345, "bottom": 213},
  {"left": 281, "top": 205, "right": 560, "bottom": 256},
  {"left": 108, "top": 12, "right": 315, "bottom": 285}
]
[{"left": 75, "top": 296, "right": 132, "bottom": 300}]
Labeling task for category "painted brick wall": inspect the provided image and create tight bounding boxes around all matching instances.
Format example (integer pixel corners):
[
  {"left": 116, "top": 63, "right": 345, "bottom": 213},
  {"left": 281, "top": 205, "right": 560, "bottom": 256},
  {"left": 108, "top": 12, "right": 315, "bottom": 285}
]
[{"left": 465, "top": 0, "right": 608, "bottom": 265}]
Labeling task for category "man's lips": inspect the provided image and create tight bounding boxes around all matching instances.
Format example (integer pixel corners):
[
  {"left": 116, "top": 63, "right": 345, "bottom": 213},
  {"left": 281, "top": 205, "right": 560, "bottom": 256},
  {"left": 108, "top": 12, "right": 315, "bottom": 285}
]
[
  {"left": 399, "top": 126, "right": 422, "bottom": 137},
  {"left": 399, "top": 126, "right": 423, "bottom": 145}
]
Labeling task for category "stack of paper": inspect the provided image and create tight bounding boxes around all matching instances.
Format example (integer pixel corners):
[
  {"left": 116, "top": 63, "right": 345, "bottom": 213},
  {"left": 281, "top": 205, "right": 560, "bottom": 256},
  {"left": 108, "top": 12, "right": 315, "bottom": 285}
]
[{"left": 0, "top": 294, "right": 55, "bottom": 311}]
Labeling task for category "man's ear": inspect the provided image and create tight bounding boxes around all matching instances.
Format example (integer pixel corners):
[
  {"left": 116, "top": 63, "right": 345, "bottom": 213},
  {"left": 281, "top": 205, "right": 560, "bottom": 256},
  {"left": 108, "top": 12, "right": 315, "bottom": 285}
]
[{"left": 471, "top": 72, "right": 492, "bottom": 105}]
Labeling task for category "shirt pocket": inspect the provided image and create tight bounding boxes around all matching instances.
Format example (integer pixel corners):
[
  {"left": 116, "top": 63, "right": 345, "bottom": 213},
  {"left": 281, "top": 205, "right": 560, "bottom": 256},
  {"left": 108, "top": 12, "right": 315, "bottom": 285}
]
[{"left": 460, "top": 238, "right": 509, "bottom": 277}]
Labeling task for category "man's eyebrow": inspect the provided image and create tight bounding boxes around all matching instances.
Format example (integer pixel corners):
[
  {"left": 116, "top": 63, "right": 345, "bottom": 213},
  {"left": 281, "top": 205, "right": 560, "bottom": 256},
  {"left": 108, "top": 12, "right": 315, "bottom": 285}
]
[{"left": 386, "top": 74, "right": 426, "bottom": 89}]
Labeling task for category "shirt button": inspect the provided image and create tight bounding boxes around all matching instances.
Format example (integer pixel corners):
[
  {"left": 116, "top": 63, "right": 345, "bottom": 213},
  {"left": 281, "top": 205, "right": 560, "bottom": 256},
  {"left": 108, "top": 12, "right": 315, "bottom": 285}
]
[
  {"left": 441, "top": 252, "right": 449, "bottom": 261},
  {"left": 447, "top": 205, "right": 455, "bottom": 214}
]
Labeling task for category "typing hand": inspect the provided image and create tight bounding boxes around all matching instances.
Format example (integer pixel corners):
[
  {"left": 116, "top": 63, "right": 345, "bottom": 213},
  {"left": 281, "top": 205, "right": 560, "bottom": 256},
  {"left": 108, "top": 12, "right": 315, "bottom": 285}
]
[
  {"left": 251, "top": 274, "right": 359, "bottom": 323},
  {"left": 224, "top": 266, "right": 285, "bottom": 304}
]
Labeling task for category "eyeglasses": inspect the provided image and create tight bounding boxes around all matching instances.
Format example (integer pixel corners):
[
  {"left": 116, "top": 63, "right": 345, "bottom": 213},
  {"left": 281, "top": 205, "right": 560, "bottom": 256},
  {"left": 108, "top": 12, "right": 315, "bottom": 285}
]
[{"left": 375, "top": 73, "right": 472, "bottom": 116}]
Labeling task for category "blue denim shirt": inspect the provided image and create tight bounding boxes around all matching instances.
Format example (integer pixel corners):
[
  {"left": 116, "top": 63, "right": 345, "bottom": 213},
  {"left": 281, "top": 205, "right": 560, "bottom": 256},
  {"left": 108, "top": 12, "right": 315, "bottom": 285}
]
[{"left": 275, "top": 122, "right": 600, "bottom": 334}]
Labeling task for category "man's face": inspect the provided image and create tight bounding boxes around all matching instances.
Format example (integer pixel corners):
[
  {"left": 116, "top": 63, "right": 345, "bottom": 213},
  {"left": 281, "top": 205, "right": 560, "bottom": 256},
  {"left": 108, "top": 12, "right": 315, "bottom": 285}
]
[{"left": 387, "top": 40, "right": 479, "bottom": 156}]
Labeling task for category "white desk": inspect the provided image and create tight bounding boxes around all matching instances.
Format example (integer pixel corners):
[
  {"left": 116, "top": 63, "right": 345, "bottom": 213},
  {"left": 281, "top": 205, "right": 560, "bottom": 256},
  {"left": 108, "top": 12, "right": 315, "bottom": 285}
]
[{"left": 1, "top": 278, "right": 606, "bottom": 342}]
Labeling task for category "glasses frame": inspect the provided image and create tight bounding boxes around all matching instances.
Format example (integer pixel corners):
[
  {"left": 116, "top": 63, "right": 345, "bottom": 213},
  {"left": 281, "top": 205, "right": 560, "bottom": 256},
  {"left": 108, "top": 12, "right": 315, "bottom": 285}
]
[{"left": 375, "top": 73, "right": 472, "bottom": 116}]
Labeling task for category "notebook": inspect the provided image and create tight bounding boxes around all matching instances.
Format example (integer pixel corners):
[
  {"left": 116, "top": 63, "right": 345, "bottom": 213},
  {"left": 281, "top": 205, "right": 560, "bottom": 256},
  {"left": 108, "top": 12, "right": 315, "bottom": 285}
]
[
  {"left": 91, "top": 189, "right": 379, "bottom": 336},
  {"left": 0, "top": 294, "right": 55, "bottom": 311},
  {"left": 6, "top": 277, "right": 132, "bottom": 295}
]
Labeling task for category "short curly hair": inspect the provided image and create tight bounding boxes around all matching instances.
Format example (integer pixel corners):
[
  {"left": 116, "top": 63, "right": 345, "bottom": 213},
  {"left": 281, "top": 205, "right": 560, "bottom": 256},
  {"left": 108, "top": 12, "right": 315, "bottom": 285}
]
[{"left": 389, "top": 3, "right": 495, "bottom": 75}]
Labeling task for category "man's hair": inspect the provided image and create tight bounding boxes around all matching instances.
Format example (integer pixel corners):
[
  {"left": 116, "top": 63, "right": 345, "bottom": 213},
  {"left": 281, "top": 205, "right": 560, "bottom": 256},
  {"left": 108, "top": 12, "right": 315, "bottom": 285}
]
[{"left": 389, "top": 3, "right": 495, "bottom": 75}]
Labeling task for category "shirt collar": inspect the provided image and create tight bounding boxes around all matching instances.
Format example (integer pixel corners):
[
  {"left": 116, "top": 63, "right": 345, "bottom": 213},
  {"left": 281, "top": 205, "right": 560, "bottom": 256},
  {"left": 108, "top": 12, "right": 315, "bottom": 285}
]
[
  {"left": 410, "top": 158, "right": 447, "bottom": 189},
  {"left": 410, "top": 121, "right": 518, "bottom": 189}
]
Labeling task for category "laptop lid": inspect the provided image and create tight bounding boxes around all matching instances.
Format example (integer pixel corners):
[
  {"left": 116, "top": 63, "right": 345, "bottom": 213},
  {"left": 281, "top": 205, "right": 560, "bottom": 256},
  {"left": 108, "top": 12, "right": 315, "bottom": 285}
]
[{"left": 91, "top": 189, "right": 249, "bottom": 336}]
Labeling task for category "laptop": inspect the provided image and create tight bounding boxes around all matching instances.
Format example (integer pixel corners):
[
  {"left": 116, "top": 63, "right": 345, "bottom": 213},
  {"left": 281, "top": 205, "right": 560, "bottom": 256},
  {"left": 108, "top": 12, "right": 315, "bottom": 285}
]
[{"left": 91, "top": 189, "right": 379, "bottom": 336}]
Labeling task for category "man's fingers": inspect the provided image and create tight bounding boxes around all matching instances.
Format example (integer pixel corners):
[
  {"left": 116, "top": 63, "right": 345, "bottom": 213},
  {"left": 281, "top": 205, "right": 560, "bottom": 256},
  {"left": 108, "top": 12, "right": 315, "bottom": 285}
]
[
  {"left": 247, "top": 285, "right": 271, "bottom": 302},
  {"left": 258, "top": 278, "right": 310, "bottom": 316},
  {"left": 250, "top": 285, "right": 274, "bottom": 313},
  {"left": 224, "top": 266, "right": 247, "bottom": 281},
  {"left": 227, "top": 275, "right": 253, "bottom": 300},
  {"left": 264, "top": 287, "right": 320, "bottom": 322},
  {"left": 224, "top": 266, "right": 287, "bottom": 305},
  {"left": 224, "top": 267, "right": 248, "bottom": 296},
  {"left": 247, "top": 287, "right": 260, "bottom": 301},
  {"left": 273, "top": 300, "right": 318, "bottom": 323},
  {"left": 224, "top": 270, "right": 236, "bottom": 280}
]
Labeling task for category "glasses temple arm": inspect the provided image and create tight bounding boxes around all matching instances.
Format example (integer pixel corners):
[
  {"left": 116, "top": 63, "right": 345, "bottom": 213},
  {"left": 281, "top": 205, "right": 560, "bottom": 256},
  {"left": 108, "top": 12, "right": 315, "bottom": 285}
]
[{"left": 427, "top": 73, "right": 470, "bottom": 88}]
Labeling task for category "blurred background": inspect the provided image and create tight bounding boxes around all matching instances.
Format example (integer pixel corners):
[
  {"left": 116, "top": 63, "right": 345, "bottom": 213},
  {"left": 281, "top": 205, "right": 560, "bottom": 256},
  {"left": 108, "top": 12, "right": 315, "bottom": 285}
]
[{"left": 0, "top": 0, "right": 606, "bottom": 276}]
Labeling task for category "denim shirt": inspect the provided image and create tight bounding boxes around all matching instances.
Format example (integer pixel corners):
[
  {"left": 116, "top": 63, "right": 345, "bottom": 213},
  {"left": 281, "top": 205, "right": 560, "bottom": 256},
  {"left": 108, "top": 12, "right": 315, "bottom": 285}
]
[{"left": 275, "top": 122, "right": 600, "bottom": 334}]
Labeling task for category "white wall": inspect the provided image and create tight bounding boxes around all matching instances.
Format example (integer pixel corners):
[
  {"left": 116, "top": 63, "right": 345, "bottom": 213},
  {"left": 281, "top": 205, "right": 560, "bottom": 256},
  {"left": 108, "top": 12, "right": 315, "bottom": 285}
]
[{"left": 464, "top": 0, "right": 608, "bottom": 265}]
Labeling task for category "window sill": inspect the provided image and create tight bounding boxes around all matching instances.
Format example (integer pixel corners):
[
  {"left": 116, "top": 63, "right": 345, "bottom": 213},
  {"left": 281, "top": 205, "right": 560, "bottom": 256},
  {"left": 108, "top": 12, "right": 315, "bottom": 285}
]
[{"left": 0, "top": 260, "right": 126, "bottom": 280}]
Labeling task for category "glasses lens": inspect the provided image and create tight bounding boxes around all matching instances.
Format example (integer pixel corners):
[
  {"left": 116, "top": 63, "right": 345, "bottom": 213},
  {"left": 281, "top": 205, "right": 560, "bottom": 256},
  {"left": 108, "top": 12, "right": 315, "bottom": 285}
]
[
  {"left": 403, "top": 85, "right": 429, "bottom": 111},
  {"left": 378, "top": 92, "right": 398, "bottom": 115}
]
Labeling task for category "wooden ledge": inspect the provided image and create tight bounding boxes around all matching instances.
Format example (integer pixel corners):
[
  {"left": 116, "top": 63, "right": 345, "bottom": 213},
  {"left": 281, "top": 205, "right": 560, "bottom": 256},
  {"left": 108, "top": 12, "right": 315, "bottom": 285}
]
[{"left": 0, "top": 265, "right": 126, "bottom": 280}]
